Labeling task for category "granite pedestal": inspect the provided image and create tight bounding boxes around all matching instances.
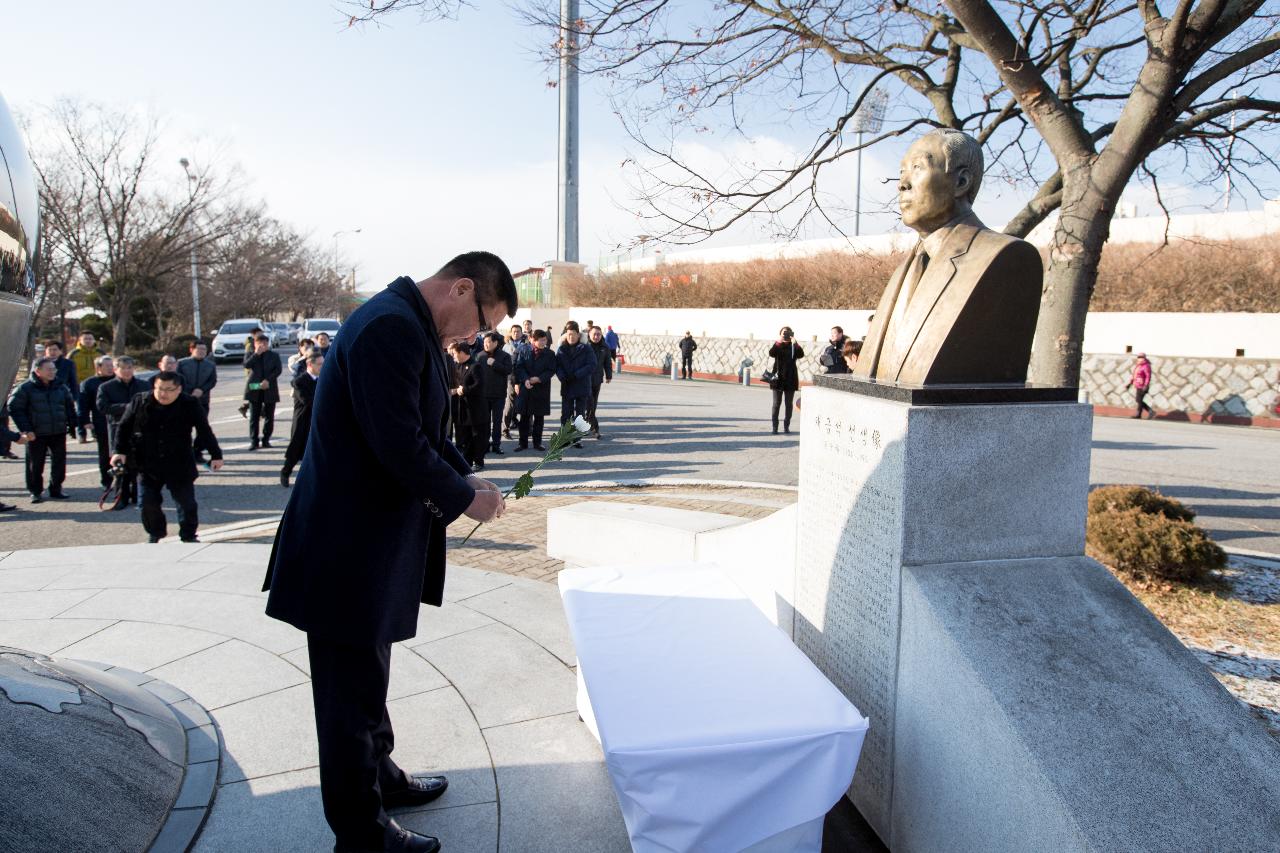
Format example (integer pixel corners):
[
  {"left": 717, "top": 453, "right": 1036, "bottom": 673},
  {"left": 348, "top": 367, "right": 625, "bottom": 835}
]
[{"left": 796, "top": 376, "right": 1280, "bottom": 852}]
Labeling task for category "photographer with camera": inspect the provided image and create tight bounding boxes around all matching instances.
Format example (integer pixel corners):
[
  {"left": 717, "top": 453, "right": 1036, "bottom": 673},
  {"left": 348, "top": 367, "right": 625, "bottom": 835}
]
[
  {"left": 97, "top": 356, "right": 151, "bottom": 508},
  {"left": 767, "top": 326, "right": 804, "bottom": 434},
  {"left": 111, "top": 371, "right": 223, "bottom": 543}
]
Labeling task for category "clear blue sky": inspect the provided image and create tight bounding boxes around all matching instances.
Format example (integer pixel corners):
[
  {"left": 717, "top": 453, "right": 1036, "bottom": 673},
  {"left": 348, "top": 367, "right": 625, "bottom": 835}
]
[{"left": 8, "top": 2, "right": 1266, "bottom": 292}]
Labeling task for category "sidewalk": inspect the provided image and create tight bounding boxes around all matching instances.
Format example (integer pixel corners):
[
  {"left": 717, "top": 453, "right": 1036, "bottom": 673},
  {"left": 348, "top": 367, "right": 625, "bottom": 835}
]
[{"left": 0, "top": 541, "right": 632, "bottom": 853}]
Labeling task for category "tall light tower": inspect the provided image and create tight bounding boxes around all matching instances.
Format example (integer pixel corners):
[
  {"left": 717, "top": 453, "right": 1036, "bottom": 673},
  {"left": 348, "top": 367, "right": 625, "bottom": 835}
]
[
  {"left": 332, "top": 228, "right": 362, "bottom": 294},
  {"left": 557, "top": 0, "right": 580, "bottom": 263},
  {"left": 179, "top": 158, "right": 202, "bottom": 337},
  {"left": 851, "top": 89, "right": 887, "bottom": 237}
]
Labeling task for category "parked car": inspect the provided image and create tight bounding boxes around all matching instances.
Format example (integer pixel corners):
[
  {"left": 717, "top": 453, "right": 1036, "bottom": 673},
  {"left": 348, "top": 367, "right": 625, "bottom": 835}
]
[
  {"left": 264, "top": 322, "right": 291, "bottom": 348},
  {"left": 285, "top": 322, "right": 303, "bottom": 343},
  {"left": 211, "top": 318, "right": 267, "bottom": 362},
  {"left": 302, "top": 318, "right": 341, "bottom": 341}
]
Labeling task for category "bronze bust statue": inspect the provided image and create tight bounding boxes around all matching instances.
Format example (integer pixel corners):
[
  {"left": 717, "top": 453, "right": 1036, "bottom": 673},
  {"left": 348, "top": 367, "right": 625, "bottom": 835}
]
[{"left": 853, "top": 129, "right": 1042, "bottom": 385}]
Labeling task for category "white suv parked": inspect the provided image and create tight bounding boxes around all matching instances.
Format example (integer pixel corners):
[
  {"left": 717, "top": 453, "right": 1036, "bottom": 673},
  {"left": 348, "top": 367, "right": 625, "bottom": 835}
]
[
  {"left": 302, "top": 318, "right": 341, "bottom": 342},
  {"left": 211, "top": 318, "right": 266, "bottom": 363}
]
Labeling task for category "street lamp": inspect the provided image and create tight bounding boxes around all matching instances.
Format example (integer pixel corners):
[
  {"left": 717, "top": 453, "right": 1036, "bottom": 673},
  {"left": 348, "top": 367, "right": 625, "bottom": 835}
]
[
  {"left": 850, "top": 89, "right": 888, "bottom": 236},
  {"left": 332, "top": 228, "right": 362, "bottom": 294},
  {"left": 179, "top": 158, "right": 202, "bottom": 337}
]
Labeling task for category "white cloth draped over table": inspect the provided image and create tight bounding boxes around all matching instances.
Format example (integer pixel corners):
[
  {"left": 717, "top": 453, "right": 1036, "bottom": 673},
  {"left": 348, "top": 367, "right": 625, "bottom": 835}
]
[{"left": 560, "top": 564, "right": 869, "bottom": 853}]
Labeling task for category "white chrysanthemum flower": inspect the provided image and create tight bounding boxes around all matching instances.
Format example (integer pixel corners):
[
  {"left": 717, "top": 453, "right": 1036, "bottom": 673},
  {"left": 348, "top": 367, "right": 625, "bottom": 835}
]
[{"left": 573, "top": 415, "right": 592, "bottom": 434}]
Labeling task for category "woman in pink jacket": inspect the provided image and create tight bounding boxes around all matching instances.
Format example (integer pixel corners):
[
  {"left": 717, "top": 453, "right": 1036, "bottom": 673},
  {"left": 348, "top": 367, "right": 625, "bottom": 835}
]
[{"left": 1129, "top": 353, "right": 1154, "bottom": 419}]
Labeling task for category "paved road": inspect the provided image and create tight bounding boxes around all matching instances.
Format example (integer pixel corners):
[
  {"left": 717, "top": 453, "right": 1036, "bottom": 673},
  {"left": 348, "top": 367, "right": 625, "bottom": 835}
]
[{"left": 2, "top": 367, "right": 1276, "bottom": 555}]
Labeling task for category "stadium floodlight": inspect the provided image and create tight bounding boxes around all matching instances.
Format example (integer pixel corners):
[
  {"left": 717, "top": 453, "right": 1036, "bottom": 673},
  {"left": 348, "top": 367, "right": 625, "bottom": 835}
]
[{"left": 851, "top": 88, "right": 888, "bottom": 235}]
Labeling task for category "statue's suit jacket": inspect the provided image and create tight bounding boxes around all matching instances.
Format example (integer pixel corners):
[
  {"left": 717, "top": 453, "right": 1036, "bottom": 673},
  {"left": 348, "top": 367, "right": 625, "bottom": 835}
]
[{"left": 854, "top": 214, "right": 1042, "bottom": 385}]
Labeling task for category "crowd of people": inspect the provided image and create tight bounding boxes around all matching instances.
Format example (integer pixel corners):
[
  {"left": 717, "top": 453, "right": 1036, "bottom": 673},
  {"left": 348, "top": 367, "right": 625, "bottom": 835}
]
[
  {"left": 0, "top": 318, "right": 627, "bottom": 534},
  {"left": 446, "top": 318, "right": 617, "bottom": 471}
]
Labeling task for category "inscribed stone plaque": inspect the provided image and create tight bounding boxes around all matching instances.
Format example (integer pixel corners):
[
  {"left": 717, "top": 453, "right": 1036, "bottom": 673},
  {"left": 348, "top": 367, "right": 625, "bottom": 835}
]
[{"left": 795, "top": 386, "right": 908, "bottom": 835}]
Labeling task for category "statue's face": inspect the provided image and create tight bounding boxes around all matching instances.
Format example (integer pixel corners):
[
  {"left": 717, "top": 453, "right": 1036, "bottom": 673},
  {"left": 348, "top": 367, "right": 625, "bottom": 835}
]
[{"left": 898, "top": 136, "right": 962, "bottom": 232}]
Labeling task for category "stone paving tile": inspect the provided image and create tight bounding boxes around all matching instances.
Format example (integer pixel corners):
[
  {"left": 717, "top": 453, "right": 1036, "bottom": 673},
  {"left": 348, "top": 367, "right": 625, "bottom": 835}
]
[
  {"left": 414, "top": 623, "right": 576, "bottom": 729},
  {"left": 193, "top": 767, "right": 330, "bottom": 853},
  {"left": 0, "top": 541, "right": 208, "bottom": 568},
  {"left": 46, "top": 560, "right": 224, "bottom": 591},
  {"left": 0, "top": 617, "right": 115, "bottom": 655},
  {"left": 177, "top": 542, "right": 275, "bottom": 564},
  {"left": 484, "top": 711, "right": 631, "bottom": 853},
  {"left": 461, "top": 582, "right": 577, "bottom": 667},
  {"left": 388, "top": 643, "right": 449, "bottom": 699},
  {"left": 0, "top": 588, "right": 101, "bottom": 619},
  {"left": 0, "top": 564, "right": 72, "bottom": 592},
  {"left": 387, "top": 687, "right": 495, "bottom": 810},
  {"left": 180, "top": 562, "right": 270, "bottom": 596},
  {"left": 214, "top": 682, "right": 316, "bottom": 784},
  {"left": 59, "top": 587, "right": 303, "bottom": 654},
  {"left": 58, "top": 621, "right": 226, "bottom": 672},
  {"left": 408, "top": 599, "right": 498, "bottom": 647},
  {"left": 443, "top": 568, "right": 517, "bottom": 602},
  {"left": 399, "top": 802, "right": 498, "bottom": 853},
  {"left": 148, "top": 638, "right": 308, "bottom": 710}
]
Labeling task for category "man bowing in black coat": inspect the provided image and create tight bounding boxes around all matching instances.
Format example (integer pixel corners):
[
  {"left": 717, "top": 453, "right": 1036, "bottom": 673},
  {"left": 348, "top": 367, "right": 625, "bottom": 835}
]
[{"left": 263, "top": 251, "right": 516, "bottom": 853}]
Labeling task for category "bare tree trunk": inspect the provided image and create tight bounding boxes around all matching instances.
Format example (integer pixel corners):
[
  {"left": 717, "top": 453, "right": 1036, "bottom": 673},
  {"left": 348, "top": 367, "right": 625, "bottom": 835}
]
[
  {"left": 111, "top": 311, "right": 129, "bottom": 356},
  {"left": 1029, "top": 161, "right": 1115, "bottom": 387}
]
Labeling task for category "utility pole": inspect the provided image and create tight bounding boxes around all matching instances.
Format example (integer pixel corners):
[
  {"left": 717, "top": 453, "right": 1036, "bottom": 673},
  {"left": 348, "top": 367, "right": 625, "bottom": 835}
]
[
  {"left": 179, "top": 158, "right": 202, "bottom": 337},
  {"left": 557, "top": 0, "right": 580, "bottom": 262}
]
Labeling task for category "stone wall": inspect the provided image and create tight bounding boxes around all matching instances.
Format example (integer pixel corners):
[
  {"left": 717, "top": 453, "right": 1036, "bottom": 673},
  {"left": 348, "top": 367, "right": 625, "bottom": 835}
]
[{"left": 616, "top": 334, "right": 1280, "bottom": 423}]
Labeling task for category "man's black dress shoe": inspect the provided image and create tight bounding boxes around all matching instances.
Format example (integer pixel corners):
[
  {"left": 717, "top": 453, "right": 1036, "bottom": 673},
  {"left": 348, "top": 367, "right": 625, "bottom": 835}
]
[
  {"left": 383, "top": 774, "right": 448, "bottom": 810},
  {"left": 48, "top": 490, "right": 70, "bottom": 500},
  {"left": 333, "top": 818, "right": 440, "bottom": 853}
]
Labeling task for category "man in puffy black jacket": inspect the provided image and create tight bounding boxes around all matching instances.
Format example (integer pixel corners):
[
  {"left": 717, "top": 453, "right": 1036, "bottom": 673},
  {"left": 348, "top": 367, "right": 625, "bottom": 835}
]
[
  {"left": 112, "top": 371, "right": 223, "bottom": 543},
  {"left": 8, "top": 358, "right": 78, "bottom": 502},
  {"left": 678, "top": 332, "right": 697, "bottom": 379},
  {"left": 586, "top": 326, "right": 613, "bottom": 437}
]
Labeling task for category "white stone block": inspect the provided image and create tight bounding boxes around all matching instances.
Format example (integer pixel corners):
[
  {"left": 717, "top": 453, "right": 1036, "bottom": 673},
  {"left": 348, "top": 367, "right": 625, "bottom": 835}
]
[{"left": 546, "top": 502, "right": 745, "bottom": 570}]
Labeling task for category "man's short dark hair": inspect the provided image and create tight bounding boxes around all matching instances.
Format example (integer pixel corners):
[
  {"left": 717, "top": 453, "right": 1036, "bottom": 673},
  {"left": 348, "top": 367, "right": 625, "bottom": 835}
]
[
  {"left": 832, "top": 325, "right": 844, "bottom": 335},
  {"left": 532, "top": 329, "right": 548, "bottom": 341},
  {"left": 299, "top": 338, "right": 314, "bottom": 348},
  {"left": 564, "top": 320, "right": 580, "bottom": 333},
  {"left": 484, "top": 331, "right": 503, "bottom": 344},
  {"left": 34, "top": 356, "right": 55, "bottom": 370},
  {"left": 116, "top": 356, "right": 135, "bottom": 367},
  {"left": 155, "top": 370, "right": 182, "bottom": 387},
  {"left": 306, "top": 352, "right": 325, "bottom": 365},
  {"left": 45, "top": 340, "right": 63, "bottom": 351},
  {"left": 254, "top": 333, "right": 270, "bottom": 343},
  {"left": 190, "top": 339, "right": 208, "bottom": 349},
  {"left": 436, "top": 251, "right": 518, "bottom": 318}
]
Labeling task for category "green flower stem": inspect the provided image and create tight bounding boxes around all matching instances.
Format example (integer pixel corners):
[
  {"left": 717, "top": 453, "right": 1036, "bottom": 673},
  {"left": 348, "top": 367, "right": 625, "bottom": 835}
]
[{"left": 457, "top": 422, "right": 586, "bottom": 547}]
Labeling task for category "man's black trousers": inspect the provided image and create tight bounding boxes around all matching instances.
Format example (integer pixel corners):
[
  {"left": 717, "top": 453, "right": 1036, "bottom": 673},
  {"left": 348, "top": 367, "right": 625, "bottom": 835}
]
[
  {"left": 560, "top": 394, "right": 589, "bottom": 426},
  {"left": 587, "top": 381, "right": 603, "bottom": 433},
  {"left": 282, "top": 417, "right": 311, "bottom": 478},
  {"left": 681, "top": 353, "right": 693, "bottom": 379},
  {"left": 486, "top": 397, "right": 504, "bottom": 451},
  {"left": 25, "top": 433, "right": 67, "bottom": 496},
  {"left": 519, "top": 412, "right": 545, "bottom": 447},
  {"left": 94, "top": 428, "right": 112, "bottom": 488},
  {"left": 140, "top": 475, "right": 198, "bottom": 541},
  {"left": 307, "top": 636, "right": 410, "bottom": 848},
  {"left": 249, "top": 399, "right": 276, "bottom": 445}
]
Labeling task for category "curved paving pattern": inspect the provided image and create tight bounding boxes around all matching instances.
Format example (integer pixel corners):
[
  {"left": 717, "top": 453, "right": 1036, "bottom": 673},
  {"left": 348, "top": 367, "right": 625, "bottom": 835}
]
[{"left": 0, "top": 542, "right": 631, "bottom": 853}]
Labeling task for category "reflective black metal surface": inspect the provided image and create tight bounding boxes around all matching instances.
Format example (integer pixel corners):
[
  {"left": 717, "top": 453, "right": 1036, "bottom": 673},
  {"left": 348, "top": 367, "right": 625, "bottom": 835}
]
[{"left": 0, "top": 89, "right": 38, "bottom": 390}]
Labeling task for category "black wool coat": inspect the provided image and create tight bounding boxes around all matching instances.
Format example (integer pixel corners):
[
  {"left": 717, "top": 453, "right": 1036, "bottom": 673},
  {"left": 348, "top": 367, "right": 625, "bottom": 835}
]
[
  {"left": 243, "top": 350, "right": 283, "bottom": 404},
  {"left": 290, "top": 371, "right": 318, "bottom": 439},
  {"left": 767, "top": 341, "right": 805, "bottom": 392},
  {"left": 263, "top": 277, "right": 476, "bottom": 644},
  {"left": 114, "top": 393, "right": 223, "bottom": 483},
  {"left": 474, "top": 348, "right": 512, "bottom": 400},
  {"left": 513, "top": 347, "right": 556, "bottom": 417}
]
